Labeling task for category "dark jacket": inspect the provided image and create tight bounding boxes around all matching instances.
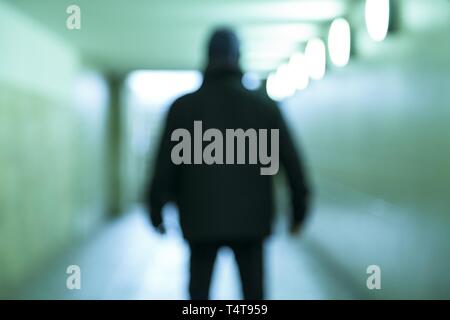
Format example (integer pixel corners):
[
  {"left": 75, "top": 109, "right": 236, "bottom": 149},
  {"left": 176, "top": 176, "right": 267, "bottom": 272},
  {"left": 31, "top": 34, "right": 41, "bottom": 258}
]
[{"left": 146, "top": 67, "right": 310, "bottom": 242}]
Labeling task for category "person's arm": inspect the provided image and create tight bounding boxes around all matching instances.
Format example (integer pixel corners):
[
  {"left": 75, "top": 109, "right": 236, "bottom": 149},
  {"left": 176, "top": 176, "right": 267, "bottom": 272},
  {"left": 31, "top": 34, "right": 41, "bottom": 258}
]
[
  {"left": 144, "top": 104, "right": 179, "bottom": 231},
  {"left": 273, "top": 105, "right": 311, "bottom": 233}
]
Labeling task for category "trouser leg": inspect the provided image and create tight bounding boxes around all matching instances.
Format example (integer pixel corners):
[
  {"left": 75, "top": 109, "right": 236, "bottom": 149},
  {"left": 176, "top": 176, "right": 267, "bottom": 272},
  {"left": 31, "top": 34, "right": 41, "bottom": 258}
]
[
  {"left": 188, "top": 242, "right": 219, "bottom": 300},
  {"left": 231, "top": 241, "right": 264, "bottom": 300}
]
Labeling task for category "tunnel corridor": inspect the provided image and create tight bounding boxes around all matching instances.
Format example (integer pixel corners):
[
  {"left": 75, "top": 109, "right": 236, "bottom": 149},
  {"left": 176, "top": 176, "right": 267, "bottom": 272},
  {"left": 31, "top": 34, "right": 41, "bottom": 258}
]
[{"left": 1, "top": 0, "right": 450, "bottom": 300}]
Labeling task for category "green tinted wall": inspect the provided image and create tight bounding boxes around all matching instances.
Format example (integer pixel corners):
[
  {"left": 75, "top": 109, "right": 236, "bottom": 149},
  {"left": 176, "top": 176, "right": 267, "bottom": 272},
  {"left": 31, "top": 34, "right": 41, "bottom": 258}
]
[
  {"left": 284, "top": 24, "right": 450, "bottom": 298},
  {"left": 0, "top": 1, "right": 108, "bottom": 294}
]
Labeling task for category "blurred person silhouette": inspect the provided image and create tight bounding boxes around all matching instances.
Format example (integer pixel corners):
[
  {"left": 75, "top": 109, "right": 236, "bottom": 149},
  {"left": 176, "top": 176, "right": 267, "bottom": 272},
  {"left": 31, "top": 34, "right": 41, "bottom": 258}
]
[{"left": 145, "top": 27, "right": 310, "bottom": 300}]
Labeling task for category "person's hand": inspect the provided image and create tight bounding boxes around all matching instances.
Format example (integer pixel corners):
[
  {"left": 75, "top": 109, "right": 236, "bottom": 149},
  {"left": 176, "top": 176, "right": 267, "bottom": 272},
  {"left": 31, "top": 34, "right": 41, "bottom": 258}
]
[
  {"left": 155, "top": 223, "right": 166, "bottom": 235},
  {"left": 289, "top": 222, "right": 302, "bottom": 235}
]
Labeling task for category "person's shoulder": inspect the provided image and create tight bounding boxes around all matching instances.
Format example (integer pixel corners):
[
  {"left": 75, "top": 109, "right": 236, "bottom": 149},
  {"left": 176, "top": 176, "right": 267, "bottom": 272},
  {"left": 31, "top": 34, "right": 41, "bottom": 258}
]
[
  {"left": 237, "top": 88, "right": 286, "bottom": 128},
  {"left": 171, "top": 91, "right": 196, "bottom": 108},
  {"left": 167, "top": 90, "right": 199, "bottom": 116},
  {"left": 242, "top": 88, "right": 279, "bottom": 113}
]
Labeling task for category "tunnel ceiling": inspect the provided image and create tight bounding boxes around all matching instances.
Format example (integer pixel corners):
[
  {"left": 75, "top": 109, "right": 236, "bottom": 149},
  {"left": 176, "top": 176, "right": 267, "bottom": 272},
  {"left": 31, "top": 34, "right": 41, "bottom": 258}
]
[{"left": 6, "top": 0, "right": 352, "bottom": 75}]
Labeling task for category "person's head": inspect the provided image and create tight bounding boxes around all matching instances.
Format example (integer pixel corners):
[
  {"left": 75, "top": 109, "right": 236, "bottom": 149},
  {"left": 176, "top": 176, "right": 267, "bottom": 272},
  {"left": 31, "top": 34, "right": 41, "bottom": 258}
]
[{"left": 207, "top": 27, "right": 240, "bottom": 69}]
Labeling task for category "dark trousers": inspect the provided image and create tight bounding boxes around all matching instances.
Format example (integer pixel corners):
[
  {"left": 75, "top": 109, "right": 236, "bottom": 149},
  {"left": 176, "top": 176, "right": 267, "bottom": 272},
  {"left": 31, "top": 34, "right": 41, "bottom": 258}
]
[{"left": 188, "top": 240, "right": 264, "bottom": 300}]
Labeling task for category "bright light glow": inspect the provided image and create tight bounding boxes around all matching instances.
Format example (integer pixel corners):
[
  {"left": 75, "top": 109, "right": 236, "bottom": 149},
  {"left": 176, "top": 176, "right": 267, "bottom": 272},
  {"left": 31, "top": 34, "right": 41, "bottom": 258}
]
[
  {"left": 266, "top": 66, "right": 295, "bottom": 102},
  {"left": 240, "top": 24, "right": 317, "bottom": 72},
  {"left": 328, "top": 18, "right": 351, "bottom": 67},
  {"left": 126, "top": 70, "right": 202, "bottom": 108},
  {"left": 288, "top": 53, "right": 309, "bottom": 91},
  {"left": 276, "top": 63, "right": 296, "bottom": 93},
  {"left": 305, "top": 38, "right": 326, "bottom": 80},
  {"left": 266, "top": 54, "right": 310, "bottom": 101},
  {"left": 365, "top": 0, "right": 390, "bottom": 42},
  {"left": 242, "top": 72, "right": 261, "bottom": 91},
  {"left": 266, "top": 72, "right": 284, "bottom": 101},
  {"left": 74, "top": 71, "right": 109, "bottom": 115}
]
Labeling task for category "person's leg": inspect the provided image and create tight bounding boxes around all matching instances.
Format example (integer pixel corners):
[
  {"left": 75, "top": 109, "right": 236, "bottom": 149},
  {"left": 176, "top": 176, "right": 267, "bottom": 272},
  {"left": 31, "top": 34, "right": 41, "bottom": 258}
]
[
  {"left": 188, "top": 242, "right": 219, "bottom": 300},
  {"left": 231, "top": 241, "right": 264, "bottom": 300}
]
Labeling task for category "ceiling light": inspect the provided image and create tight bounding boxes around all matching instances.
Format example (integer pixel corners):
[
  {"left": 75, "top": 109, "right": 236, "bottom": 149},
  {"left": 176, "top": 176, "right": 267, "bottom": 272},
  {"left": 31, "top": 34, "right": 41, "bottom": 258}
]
[
  {"left": 365, "top": 0, "right": 390, "bottom": 42},
  {"left": 305, "top": 38, "right": 326, "bottom": 80},
  {"left": 328, "top": 18, "right": 351, "bottom": 67},
  {"left": 288, "top": 53, "right": 309, "bottom": 91}
]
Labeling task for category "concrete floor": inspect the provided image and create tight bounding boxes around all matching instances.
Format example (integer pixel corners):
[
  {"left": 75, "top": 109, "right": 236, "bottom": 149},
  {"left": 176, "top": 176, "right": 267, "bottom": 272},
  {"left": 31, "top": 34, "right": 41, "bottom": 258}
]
[
  {"left": 14, "top": 179, "right": 450, "bottom": 300},
  {"left": 16, "top": 207, "right": 357, "bottom": 300}
]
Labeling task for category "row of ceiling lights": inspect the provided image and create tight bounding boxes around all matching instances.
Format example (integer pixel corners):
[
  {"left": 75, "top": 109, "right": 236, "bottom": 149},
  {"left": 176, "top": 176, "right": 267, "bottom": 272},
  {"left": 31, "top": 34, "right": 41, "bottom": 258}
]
[{"left": 266, "top": 0, "right": 391, "bottom": 101}]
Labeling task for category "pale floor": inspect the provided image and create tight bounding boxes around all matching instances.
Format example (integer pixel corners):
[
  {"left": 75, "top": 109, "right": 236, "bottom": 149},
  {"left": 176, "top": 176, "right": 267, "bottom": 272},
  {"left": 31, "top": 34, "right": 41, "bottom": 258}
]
[
  {"left": 15, "top": 180, "right": 450, "bottom": 299},
  {"left": 16, "top": 206, "right": 358, "bottom": 300}
]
